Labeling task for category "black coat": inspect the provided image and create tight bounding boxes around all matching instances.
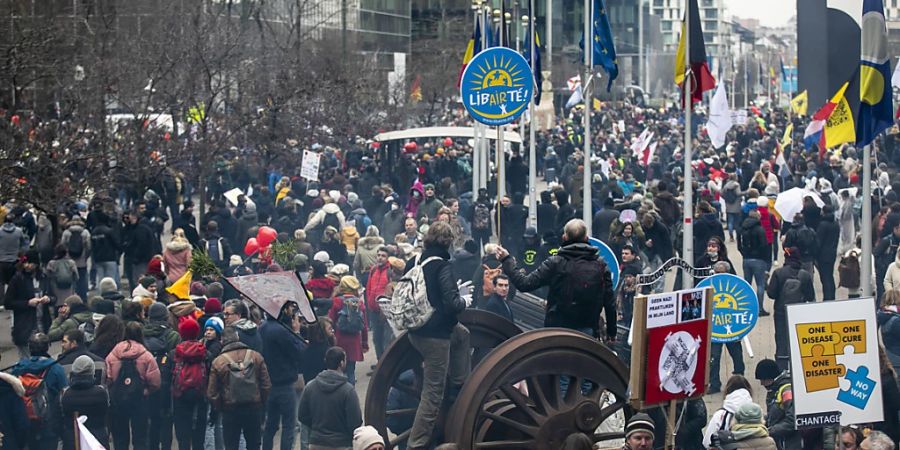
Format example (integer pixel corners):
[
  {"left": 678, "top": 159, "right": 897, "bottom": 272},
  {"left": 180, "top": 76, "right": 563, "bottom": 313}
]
[
  {"left": 643, "top": 220, "right": 673, "bottom": 262},
  {"left": 738, "top": 216, "right": 770, "bottom": 261},
  {"left": 537, "top": 203, "right": 558, "bottom": 236},
  {"left": 481, "top": 293, "right": 514, "bottom": 322},
  {"left": 122, "top": 221, "right": 156, "bottom": 264},
  {"left": 816, "top": 214, "right": 840, "bottom": 263},
  {"left": 0, "top": 374, "right": 27, "bottom": 450},
  {"left": 4, "top": 271, "right": 36, "bottom": 346},
  {"left": 592, "top": 209, "right": 619, "bottom": 243},
  {"left": 406, "top": 244, "right": 466, "bottom": 339},
  {"left": 89, "top": 224, "right": 120, "bottom": 263},
  {"left": 61, "top": 375, "right": 109, "bottom": 450}
]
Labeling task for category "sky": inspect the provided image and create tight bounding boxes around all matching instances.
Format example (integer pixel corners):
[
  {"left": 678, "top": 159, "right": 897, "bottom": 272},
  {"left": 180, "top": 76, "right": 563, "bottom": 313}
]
[{"left": 723, "top": 0, "right": 796, "bottom": 27}]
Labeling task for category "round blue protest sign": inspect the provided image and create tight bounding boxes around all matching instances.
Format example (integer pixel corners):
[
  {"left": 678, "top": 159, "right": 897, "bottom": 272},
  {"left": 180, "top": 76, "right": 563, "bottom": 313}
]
[
  {"left": 696, "top": 274, "right": 759, "bottom": 343},
  {"left": 588, "top": 237, "right": 620, "bottom": 290},
  {"left": 460, "top": 47, "right": 534, "bottom": 126}
]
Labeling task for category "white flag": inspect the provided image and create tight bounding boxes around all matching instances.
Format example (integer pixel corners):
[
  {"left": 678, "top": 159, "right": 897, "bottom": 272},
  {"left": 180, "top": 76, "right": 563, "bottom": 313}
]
[
  {"left": 630, "top": 128, "right": 654, "bottom": 157},
  {"left": 707, "top": 83, "right": 733, "bottom": 149},
  {"left": 565, "top": 85, "right": 583, "bottom": 109},
  {"left": 892, "top": 59, "right": 900, "bottom": 89},
  {"left": 78, "top": 416, "right": 107, "bottom": 450}
]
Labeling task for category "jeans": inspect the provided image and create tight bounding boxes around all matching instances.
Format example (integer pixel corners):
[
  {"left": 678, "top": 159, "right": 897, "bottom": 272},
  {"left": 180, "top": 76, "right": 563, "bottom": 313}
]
[
  {"left": 300, "top": 424, "right": 310, "bottom": 450},
  {"left": 76, "top": 266, "right": 89, "bottom": 302},
  {"left": 148, "top": 391, "right": 173, "bottom": 450},
  {"left": 709, "top": 341, "right": 745, "bottom": 390},
  {"left": 263, "top": 384, "right": 297, "bottom": 450},
  {"left": 726, "top": 213, "right": 740, "bottom": 237},
  {"left": 173, "top": 396, "right": 207, "bottom": 450},
  {"left": 742, "top": 258, "right": 770, "bottom": 312},
  {"left": 370, "top": 311, "right": 395, "bottom": 360},
  {"left": 345, "top": 361, "right": 357, "bottom": 386},
  {"left": 111, "top": 402, "right": 149, "bottom": 450},
  {"left": 407, "top": 324, "right": 471, "bottom": 450},
  {"left": 817, "top": 258, "right": 836, "bottom": 301},
  {"left": 94, "top": 260, "right": 120, "bottom": 288},
  {"left": 222, "top": 408, "right": 262, "bottom": 450},
  {"left": 559, "top": 328, "right": 596, "bottom": 396},
  {"left": 774, "top": 307, "right": 790, "bottom": 370}
]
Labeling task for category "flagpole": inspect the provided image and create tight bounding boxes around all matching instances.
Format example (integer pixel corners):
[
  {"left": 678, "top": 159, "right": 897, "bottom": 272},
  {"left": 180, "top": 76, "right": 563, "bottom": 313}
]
[
  {"left": 682, "top": 0, "right": 693, "bottom": 289},
  {"left": 497, "top": 1, "right": 507, "bottom": 209},
  {"left": 528, "top": 5, "right": 538, "bottom": 229},
  {"left": 862, "top": 144, "right": 873, "bottom": 297},
  {"left": 582, "top": 0, "right": 593, "bottom": 235},
  {"left": 481, "top": 5, "right": 490, "bottom": 191},
  {"left": 472, "top": 3, "right": 481, "bottom": 199}
]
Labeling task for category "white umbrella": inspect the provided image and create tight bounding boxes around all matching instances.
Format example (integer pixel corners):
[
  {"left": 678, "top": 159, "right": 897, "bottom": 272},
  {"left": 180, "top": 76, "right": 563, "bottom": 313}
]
[{"left": 774, "top": 188, "right": 825, "bottom": 223}]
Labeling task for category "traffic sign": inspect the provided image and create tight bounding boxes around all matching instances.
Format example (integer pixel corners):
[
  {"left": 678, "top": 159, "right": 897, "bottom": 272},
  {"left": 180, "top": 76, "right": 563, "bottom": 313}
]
[
  {"left": 460, "top": 47, "right": 534, "bottom": 126},
  {"left": 588, "top": 237, "right": 620, "bottom": 289}
]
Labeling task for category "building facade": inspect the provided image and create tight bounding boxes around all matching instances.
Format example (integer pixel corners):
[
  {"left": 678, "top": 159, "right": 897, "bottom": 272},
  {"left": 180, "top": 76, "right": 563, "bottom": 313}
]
[{"left": 651, "top": 0, "right": 728, "bottom": 67}]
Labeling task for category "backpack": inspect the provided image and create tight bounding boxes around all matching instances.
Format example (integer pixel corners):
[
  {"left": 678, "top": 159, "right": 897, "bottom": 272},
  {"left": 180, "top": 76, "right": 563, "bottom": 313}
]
[
  {"left": 781, "top": 270, "right": 811, "bottom": 305},
  {"left": 110, "top": 356, "right": 146, "bottom": 406},
  {"left": 221, "top": 350, "right": 259, "bottom": 405},
  {"left": 481, "top": 264, "right": 503, "bottom": 297},
  {"left": 206, "top": 238, "right": 224, "bottom": 263},
  {"left": 722, "top": 186, "right": 738, "bottom": 204},
  {"left": 555, "top": 258, "right": 607, "bottom": 317},
  {"left": 473, "top": 203, "right": 491, "bottom": 230},
  {"left": 78, "top": 319, "right": 96, "bottom": 344},
  {"left": 173, "top": 341, "right": 207, "bottom": 400},
  {"left": 839, "top": 251, "right": 861, "bottom": 289},
  {"left": 53, "top": 259, "right": 75, "bottom": 290},
  {"left": 145, "top": 335, "right": 174, "bottom": 397},
  {"left": 336, "top": 296, "right": 365, "bottom": 334},
  {"left": 354, "top": 214, "right": 372, "bottom": 237},
  {"left": 382, "top": 255, "right": 442, "bottom": 331},
  {"left": 795, "top": 227, "right": 818, "bottom": 259},
  {"left": 323, "top": 212, "right": 342, "bottom": 230},
  {"left": 67, "top": 231, "right": 84, "bottom": 259},
  {"left": 19, "top": 369, "right": 50, "bottom": 423}
]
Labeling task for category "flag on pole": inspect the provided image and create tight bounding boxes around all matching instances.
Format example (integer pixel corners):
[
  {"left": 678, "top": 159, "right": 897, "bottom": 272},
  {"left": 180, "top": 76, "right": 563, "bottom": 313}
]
[
  {"left": 769, "top": 67, "right": 776, "bottom": 85},
  {"left": 824, "top": 82, "right": 855, "bottom": 149},
  {"left": 803, "top": 82, "right": 851, "bottom": 150},
  {"left": 674, "top": 0, "right": 716, "bottom": 104},
  {"left": 780, "top": 57, "right": 788, "bottom": 82},
  {"left": 856, "top": 0, "right": 894, "bottom": 147},
  {"left": 707, "top": 82, "right": 733, "bottom": 148},
  {"left": 630, "top": 128, "right": 655, "bottom": 157},
  {"left": 77, "top": 416, "right": 107, "bottom": 450},
  {"left": 791, "top": 90, "right": 809, "bottom": 116},
  {"left": 566, "top": 84, "right": 583, "bottom": 109},
  {"left": 522, "top": 20, "right": 542, "bottom": 105},
  {"left": 782, "top": 123, "right": 794, "bottom": 148},
  {"left": 410, "top": 75, "right": 422, "bottom": 103},
  {"left": 567, "top": 75, "right": 581, "bottom": 92},
  {"left": 892, "top": 57, "right": 900, "bottom": 88},
  {"left": 641, "top": 141, "right": 658, "bottom": 166},
  {"left": 456, "top": 21, "right": 482, "bottom": 88},
  {"left": 580, "top": 0, "right": 619, "bottom": 91}
]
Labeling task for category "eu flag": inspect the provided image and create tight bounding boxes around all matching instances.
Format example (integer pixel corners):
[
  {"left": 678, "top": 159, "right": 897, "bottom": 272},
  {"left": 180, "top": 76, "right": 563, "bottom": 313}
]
[
  {"left": 580, "top": 0, "right": 618, "bottom": 91},
  {"left": 857, "top": 0, "right": 893, "bottom": 146},
  {"left": 522, "top": 25, "right": 542, "bottom": 105}
]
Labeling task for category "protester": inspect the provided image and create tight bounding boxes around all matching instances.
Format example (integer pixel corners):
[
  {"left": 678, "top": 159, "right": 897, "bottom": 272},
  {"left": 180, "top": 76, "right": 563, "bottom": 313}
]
[
  {"left": 61, "top": 355, "right": 110, "bottom": 450},
  {"left": 766, "top": 247, "right": 815, "bottom": 369},
  {"left": 298, "top": 346, "right": 363, "bottom": 450},
  {"left": 329, "top": 275, "right": 368, "bottom": 385},
  {"left": 0, "top": 353, "right": 28, "bottom": 450},
  {"left": 755, "top": 359, "right": 799, "bottom": 450},
  {"left": 712, "top": 403, "right": 777, "bottom": 450},
  {"left": 171, "top": 317, "right": 209, "bottom": 450},
  {"left": 703, "top": 375, "right": 754, "bottom": 448},
  {"left": 58, "top": 328, "right": 106, "bottom": 384},
  {"left": 106, "top": 321, "right": 162, "bottom": 450},
  {"left": 10, "top": 333, "right": 68, "bottom": 450},
  {"left": 260, "top": 302, "right": 305, "bottom": 450},
  {"left": 622, "top": 412, "right": 655, "bottom": 450}
]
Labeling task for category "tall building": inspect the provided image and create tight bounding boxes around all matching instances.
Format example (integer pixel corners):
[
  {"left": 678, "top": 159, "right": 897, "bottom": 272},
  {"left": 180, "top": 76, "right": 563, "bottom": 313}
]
[{"left": 651, "top": 0, "right": 728, "bottom": 67}]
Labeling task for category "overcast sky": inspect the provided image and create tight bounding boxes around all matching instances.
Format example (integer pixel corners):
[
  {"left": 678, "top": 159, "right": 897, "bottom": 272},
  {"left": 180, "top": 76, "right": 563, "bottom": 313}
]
[{"left": 724, "top": 0, "right": 796, "bottom": 27}]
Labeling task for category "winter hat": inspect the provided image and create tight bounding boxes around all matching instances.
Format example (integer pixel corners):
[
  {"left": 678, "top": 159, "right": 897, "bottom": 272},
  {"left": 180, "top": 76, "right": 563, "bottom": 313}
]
[
  {"left": 764, "top": 182, "right": 779, "bottom": 196},
  {"left": 734, "top": 403, "right": 764, "bottom": 424},
  {"left": 148, "top": 302, "right": 169, "bottom": 322},
  {"left": 352, "top": 426, "right": 385, "bottom": 450},
  {"left": 306, "top": 189, "right": 319, "bottom": 198},
  {"left": 205, "top": 298, "right": 222, "bottom": 314},
  {"left": 340, "top": 275, "right": 361, "bottom": 293},
  {"left": 91, "top": 297, "right": 115, "bottom": 315},
  {"left": 756, "top": 197, "right": 769, "bottom": 207},
  {"left": 72, "top": 355, "right": 95, "bottom": 376},
  {"left": 190, "top": 282, "right": 207, "bottom": 297},
  {"left": 755, "top": 358, "right": 781, "bottom": 381},
  {"left": 314, "top": 251, "right": 331, "bottom": 263},
  {"left": 139, "top": 275, "right": 157, "bottom": 289},
  {"left": 204, "top": 316, "right": 224, "bottom": 336},
  {"left": 329, "top": 190, "right": 341, "bottom": 203},
  {"left": 348, "top": 192, "right": 359, "bottom": 204},
  {"left": 331, "top": 264, "right": 350, "bottom": 277},
  {"left": 206, "top": 282, "right": 224, "bottom": 299},
  {"left": 178, "top": 317, "right": 201, "bottom": 341},
  {"left": 625, "top": 412, "right": 656, "bottom": 441},
  {"left": 266, "top": 263, "right": 283, "bottom": 273},
  {"left": 423, "top": 183, "right": 435, "bottom": 191},
  {"left": 245, "top": 202, "right": 257, "bottom": 214},
  {"left": 388, "top": 257, "right": 406, "bottom": 272},
  {"left": 99, "top": 277, "right": 118, "bottom": 294},
  {"left": 294, "top": 254, "right": 309, "bottom": 269},
  {"left": 229, "top": 255, "right": 243, "bottom": 266},
  {"left": 147, "top": 257, "right": 164, "bottom": 276},
  {"left": 294, "top": 229, "right": 307, "bottom": 241}
]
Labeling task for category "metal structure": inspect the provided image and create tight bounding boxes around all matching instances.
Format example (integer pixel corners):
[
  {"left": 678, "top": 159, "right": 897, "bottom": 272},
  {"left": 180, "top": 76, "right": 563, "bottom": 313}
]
[{"left": 365, "top": 305, "right": 632, "bottom": 448}]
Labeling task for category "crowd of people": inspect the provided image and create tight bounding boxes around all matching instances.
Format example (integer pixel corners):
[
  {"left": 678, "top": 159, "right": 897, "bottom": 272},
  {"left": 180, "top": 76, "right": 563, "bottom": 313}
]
[{"left": 1, "top": 97, "right": 900, "bottom": 450}]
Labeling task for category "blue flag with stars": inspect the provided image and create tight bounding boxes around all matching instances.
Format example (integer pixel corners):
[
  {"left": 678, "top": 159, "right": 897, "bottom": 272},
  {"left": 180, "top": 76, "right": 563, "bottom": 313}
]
[
  {"left": 580, "top": 0, "right": 618, "bottom": 91},
  {"left": 522, "top": 23, "right": 542, "bottom": 105}
]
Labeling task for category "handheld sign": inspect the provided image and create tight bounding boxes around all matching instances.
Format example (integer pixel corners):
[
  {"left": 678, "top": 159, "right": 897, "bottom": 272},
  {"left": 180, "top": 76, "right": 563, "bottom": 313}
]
[
  {"left": 696, "top": 274, "right": 759, "bottom": 343},
  {"left": 460, "top": 47, "right": 534, "bottom": 126},
  {"left": 588, "top": 237, "right": 620, "bottom": 290}
]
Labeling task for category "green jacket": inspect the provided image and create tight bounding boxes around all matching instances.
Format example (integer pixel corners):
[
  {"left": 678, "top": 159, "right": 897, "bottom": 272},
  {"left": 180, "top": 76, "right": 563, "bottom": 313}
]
[
  {"left": 48, "top": 309, "right": 93, "bottom": 342},
  {"left": 143, "top": 322, "right": 181, "bottom": 353}
]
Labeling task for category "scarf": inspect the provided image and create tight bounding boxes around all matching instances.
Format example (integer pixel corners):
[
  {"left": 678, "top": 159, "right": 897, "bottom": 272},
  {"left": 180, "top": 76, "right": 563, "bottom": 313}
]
[{"left": 729, "top": 423, "right": 770, "bottom": 441}]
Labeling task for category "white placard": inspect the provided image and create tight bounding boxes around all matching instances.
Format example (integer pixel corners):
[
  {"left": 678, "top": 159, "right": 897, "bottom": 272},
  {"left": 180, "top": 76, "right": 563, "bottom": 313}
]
[
  {"left": 731, "top": 109, "right": 748, "bottom": 126},
  {"left": 787, "top": 298, "right": 883, "bottom": 428},
  {"left": 646, "top": 293, "right": 678, "bottom": 329},
  {"left": 300, "top": 150, "right": 320, "bottom": 181}
]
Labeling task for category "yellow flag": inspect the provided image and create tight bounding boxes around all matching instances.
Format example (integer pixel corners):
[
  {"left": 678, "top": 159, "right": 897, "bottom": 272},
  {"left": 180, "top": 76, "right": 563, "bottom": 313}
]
[
  {"left": 781, "top": 123, "right": 793, "bottom": 148},
  {"left": 790, "top": 90, "right": 808, "bottom": 116},
  {"left": 593, "top": 99, "right": 602, "bottom": 111},
  {"left": 824, "top": 82, "right": 856, "bottom": 149},
  {"left": 166, "top": 270, "right": 192, "bottom": 301}
]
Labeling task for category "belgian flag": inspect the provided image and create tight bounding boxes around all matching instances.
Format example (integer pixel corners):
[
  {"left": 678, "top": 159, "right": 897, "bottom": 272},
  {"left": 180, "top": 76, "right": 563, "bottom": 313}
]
[{"left": 674, "top": 0, "right": 716, "bottom": 105}]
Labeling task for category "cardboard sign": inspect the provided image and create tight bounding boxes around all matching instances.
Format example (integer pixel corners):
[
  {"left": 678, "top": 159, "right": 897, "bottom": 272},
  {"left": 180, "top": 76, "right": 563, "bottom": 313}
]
[
  {"left": 300, "top": 150, "right": 320, "bottom": 181},
  {"left": 787, "top": 298, "right": 883, "bottom": 428}
]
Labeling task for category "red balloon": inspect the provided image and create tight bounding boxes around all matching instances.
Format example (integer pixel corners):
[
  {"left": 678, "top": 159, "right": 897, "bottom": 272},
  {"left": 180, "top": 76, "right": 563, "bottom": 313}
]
[
  {"left": 443, "top": 137, "right": 453, "bottom": 147},
  {"left": 371, "top": 141, "right": 381, "bottom": 149},
  {"left": 256, "top": 226, "right": 277, "bottom": 248},
  {"left": 244, "top": 237, "right": 259, "bottom": 256},
  {"left": 404, "top": 141, "right": 417, "bottom": 152}
]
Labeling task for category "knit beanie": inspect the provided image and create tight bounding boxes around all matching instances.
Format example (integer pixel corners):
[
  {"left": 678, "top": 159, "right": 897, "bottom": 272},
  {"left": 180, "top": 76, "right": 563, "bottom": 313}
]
[
  {"left": 352, "top": 426, "right": 384, "bottom": 450},
  {"left": 625, "top": 412, "right": 656, "bottom": 441},
  {"left": 91, "top": 298, "right": 115, "bottom": 315},
  {"left": 206, "top": 282, "right": 224, "bottom": 299},
  {"left": 190, "top": 282, "right": 207, "bottom": 297},
  {"left": 755, "top": 358, "right": 781, "bottom": 381},
  {"left": 98, "top": 277, "right": 118, "bottom": 294},
  {"left": 734, "top": 403, "right": 764, "bottom": 424},
  {"left": 340, "top": 275, "right": 361, "bottom": 293},
  {"left": 229, "top": 255, "right": 243, "bottom": 266},
  {"left": 204, "top": 317, "right": 224, "bottom": 336},
  {"left": 178, "top": 317, "right": 201, "bottom": 341},
  {"left": 205, "top": 298, "right": 222, "bottom": 314},
  {"left": 148, "top": 302, "right": 169, "bottom": 322},
  {"left": 72, "top": 355, "right": 95, "bottom": 376},
  {"left": 140, "top": 276, "right": 157, "bottom": 289}
]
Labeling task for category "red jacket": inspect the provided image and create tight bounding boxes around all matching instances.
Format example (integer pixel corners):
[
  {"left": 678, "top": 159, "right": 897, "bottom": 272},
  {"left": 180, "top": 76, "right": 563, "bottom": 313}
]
[
  {"left": 328, "top": 295, "right": 368, "bottom": 362},
  {"left": 758, "top": 205, "right": 779, "bottom": 245},
  {"left": 306, "top": 277, "right": 336, "bottom": 300},
  {"left": 365, "top": 263, "right": 391, "bottom": 312}
]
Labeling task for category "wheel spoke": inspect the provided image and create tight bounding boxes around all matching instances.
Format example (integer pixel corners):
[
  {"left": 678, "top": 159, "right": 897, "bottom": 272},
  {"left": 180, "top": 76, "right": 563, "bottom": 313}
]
[
  {"left": 480, "top": 409, "right": 539, "bottom": 436},
  {"left": 593, "top": 431, "right": 626, "bottom": 442},
  {"left": 526, "top": 375, "right": 555, "bottom": 415},
  {"left": 563, "top": 376, "right": 582, "bottom": 405},
  {"left": 390, "top": 429, "right": 411, "bottom": 447},
  {"left": 385, "top": 408, "right": 418, "bottom": 417},
  {"left": 497, "top": 384, "right": 542, "bottom": 424},
  {"left": 475, "top": 439, "right": 536, "bottom": 449}
]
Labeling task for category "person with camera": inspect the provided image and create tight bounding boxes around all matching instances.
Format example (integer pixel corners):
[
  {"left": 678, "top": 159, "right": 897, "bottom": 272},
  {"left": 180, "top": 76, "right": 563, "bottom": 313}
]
[{"left": 328, "top": 275, "right": 368, "bottom": 386}]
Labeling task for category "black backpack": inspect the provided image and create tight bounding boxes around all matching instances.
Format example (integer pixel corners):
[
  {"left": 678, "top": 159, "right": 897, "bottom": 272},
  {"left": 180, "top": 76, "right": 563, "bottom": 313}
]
[
  {"left": 206, "top": 238, "right": 224, "bottom": 262},
  {"left": 722, "top": 187, "right": 738, "bottom": 205},
  {"left": 781, "top": 270, "right": 811, "bottom": 305},
  {"left": 110, "top": 356, "right": 145, "bottom": 406},
  {"left": 323, "top": 212, "right": 342, "bottom": 230},
  {"left": 557, "top": 258, "right": 607, "bottom": 317},
  {"left": 67, "top": 231, "right": 84, "bottom": 259},
  {"left": 145, "top": 335, "right": 174, "bottom": 393}
]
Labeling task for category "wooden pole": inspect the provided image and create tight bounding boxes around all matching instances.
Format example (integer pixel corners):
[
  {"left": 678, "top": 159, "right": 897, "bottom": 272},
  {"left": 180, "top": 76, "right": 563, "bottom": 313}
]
[{"left": 667, "top": 399, "right": 677, "bottom": 450}]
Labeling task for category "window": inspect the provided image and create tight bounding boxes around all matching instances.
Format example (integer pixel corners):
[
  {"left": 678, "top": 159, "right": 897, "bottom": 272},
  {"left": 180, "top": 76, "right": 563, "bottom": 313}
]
[
  {"left": 704, "top": 9, "right": 717, "bottom": 19},
  {"left": 705, "top": 21, "right": 717, "bottom": 31},
  {"left": 661, "top": 21, "right": 672, "bottom": 31}
]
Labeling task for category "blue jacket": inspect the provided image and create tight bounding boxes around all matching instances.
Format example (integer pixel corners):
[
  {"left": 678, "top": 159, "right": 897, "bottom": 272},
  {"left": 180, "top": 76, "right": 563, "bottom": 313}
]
[
  {"left": 10, "top": 355, "right": 68, "bottom": 438},
  {"left": 481, "top": 294, "right": 514, "bottom": 323},
  {"left": 260, "top": 319, "right": 305, "bottom": 386}
]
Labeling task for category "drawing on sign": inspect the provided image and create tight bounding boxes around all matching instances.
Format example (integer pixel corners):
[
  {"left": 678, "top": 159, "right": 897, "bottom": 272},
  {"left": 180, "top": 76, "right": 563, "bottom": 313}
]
[
  {"left": 697, "top": 274, "right": 758, "bottom": 343},
  {"left": 460, "top": 47, "right": 534, "bottom": 126},
  {"left": 659, "top": 331, "right": 701, "bottom": 395},
  {"left": 795, "top": 320, "right": 874, "bottom": 409}
]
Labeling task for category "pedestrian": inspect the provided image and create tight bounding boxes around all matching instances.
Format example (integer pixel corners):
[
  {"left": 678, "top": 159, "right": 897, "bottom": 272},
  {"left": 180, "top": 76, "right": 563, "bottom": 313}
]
[
  {"left": 754, "top": 359, "right": 800, "bottom": 450},
  {"left": 47, "top": 295, "right": 93, "bottom": 342},
  {"left": 497, "top": 219, "right": 617, "bottom": 342},
  {"left": 352, "top": 426, "right": 385, "bottom": 450},
  {"left": 44, "top": 245, "right": 78, "bottom": 325},
  {"left": 172, "top": 317, "right": 209, "bottom": 450},
  {"left": 60, "top": 216, "right": 91, "bottom": 301},
  {"left": 767, "top": 248, "right": 815, "bottom": 369},
  {"left": 403, "top": 221, "right": 469, "bottom": 450},
  {"left": 838, "top": 427, "right": 863, "bottom": 450},
  {"left": 58, "top": 328, "right": 106, "bottom": 384},
  {"left": 0, "top": 214, "right": 28, "bottom": 296},
  {"left": 260, "top": 302, "right": 305, "bottom": 450},
  {"left": 90, "top": 211, "right": 121, "bottom": 289},
  {"left": 163, "top": 235, "right": 193, "bottom": 284},
  {"left": 738, "top": 209, "right": 771, "bottom": 316},
  {"left": 872, "top": 347, "right": 900, "bottom": 445},
  {"left": 90, "top": 314, "right": 125, "bottom": 359},
  {"left": 106, "top": 321, "right": 162, "bottom": 450},
  {"left": 712, "top": 403, "right": 777, "bottom": 450},
  {"left": 5, "top": 250, "right": 46, "bottom": 358},
  {"left": 60, "top": 355, "right": 110, "bottom": 450},
  {"left": 0, "top": 353, "right": 28, "bottom": 450},
  {"left": 298, "top": 346, "right": 363, "bottom": 450},
  {"left": 222, "top": 299, "right": 263, "bottom": 352},
  {"left": 144, "top": 303, "right": 180, "bottom": 450},
  {"left": 703, "top": 375, "right": 754, "bottom": 448},
  {"left": 300, "top": 317, "right": 336, "bottom": 450},
  {"left": 877, "top": 290, "right": 900, "bottom": 368},
  {"left": 480, "top": 274, "right": 513, "bottom": 322},
  {"left": 123, "top": 209, "right": 157, "bottom": 290},
  {"left": 208, "top": 326, "right": 271, "bottom": 450},
  {"left": 860, "top": 430, "right": 894, "bottom": 450},
  {"left": 782, "top": 213, "right": 817, "bottom": 276},
  {"left": 722, "top": 174, "right": 743, "bottom": 241},
  {"left": 365, "top": 246, "right": 394, "bottom": 363},
  {"left": 622, "top": 412, "right": 656, "bottom": 450},
  {"left": 10, "top": 333, "right": 68, "bottom": 450},
  {"left": 328, "top": 275, "right": 368, "bottom": 385}
]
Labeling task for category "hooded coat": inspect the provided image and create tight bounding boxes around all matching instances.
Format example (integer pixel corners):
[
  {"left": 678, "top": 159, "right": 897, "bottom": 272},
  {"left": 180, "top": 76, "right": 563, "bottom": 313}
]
[
  {"left": 105, "top": 340, "right": 161, "bottom": 396},
  {"left": 0, "top": 222, "right": 28, "bottom": 263},
  {"left": 353, "top": 235, "right": 384, "bottom": 275},
  {"left": 5, "top": 270, "right": 38, "bottom": 346},
  {"left": 232, "top": 318, "right": 264, "bottom": 353},
  {"left": 61, "top": 222, "right": 91, "bottom": 268},
  {"left": 702, "top": 388, "right": 754, "bottom": 448},
  {"left": 304, "top": 203, "right": 346, "bottom": 233},
  {"left": 163, "top": 239, "right": 192, "bottom": 283},
  {"left": 61, "top": 372, "right": 110, "bottom": 450},
  {"left": 298, "top": 369, "right": 362, "bottom": 448}
]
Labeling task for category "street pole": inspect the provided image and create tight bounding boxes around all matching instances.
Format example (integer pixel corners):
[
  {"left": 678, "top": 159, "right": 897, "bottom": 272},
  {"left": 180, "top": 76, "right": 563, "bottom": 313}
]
[
  {"left": 497, "top": 1, "right": 507, "bottom": 202},
  {"left": 862, "top": 145, "right": 873, "bottom": 297},
  {"left": 582, "top": 0, "right": 592, "bottom": 235},
  {"left": 743, "top": 50, "right": 748, "bottom": 109},
  {"left": 528, "top": 6, "right": 538, "bottom": 228},
  {"left": 682, "top": 0, "right": 693, "bottom": 288},
  {"left": 638, "top": 0, "right": 645, "bottom": 92},
  {"left": 472, "top": 5, "right": 481, "bottom": 198},
  {"left": 546, "top": 0, "right": 552, "bottom": 76}
]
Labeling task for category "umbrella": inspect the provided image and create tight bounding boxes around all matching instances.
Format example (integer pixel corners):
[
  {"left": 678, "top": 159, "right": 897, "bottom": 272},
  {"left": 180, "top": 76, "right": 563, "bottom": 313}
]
[{"left": 774, "top": 188, "right": 824, "bottom": 223}]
